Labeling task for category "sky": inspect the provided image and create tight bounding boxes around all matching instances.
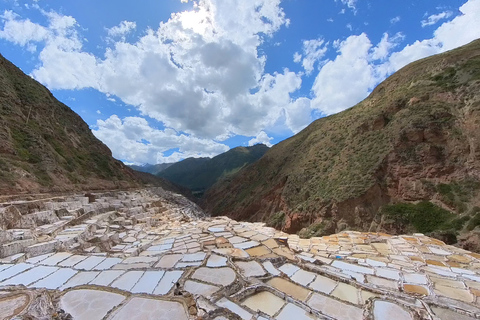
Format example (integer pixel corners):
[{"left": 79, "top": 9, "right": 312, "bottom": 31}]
[{"left": 0, "top": 0, "right": 479, "bottom": 165}]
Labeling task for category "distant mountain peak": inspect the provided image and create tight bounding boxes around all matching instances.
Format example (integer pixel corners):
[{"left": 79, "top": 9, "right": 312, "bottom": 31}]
[{"left": 157, "top": 144, "right": 269, "bottom": 197}]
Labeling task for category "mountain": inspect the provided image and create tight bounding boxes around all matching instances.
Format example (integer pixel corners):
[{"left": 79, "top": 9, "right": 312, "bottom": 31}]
[
  {"left": 0, "top": 53, "right": 177, "bottom": 196},
  {"left": 128, "top": 163, "right": 173, "bottom": 175},
  {"left": 157, "top": 144, "right": 269, "bottom": 196},
  {"left": 203, "top": 39, "right": 480, "bottom": 249}
]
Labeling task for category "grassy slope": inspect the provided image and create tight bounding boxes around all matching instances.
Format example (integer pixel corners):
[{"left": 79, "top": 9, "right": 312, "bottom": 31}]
[
  {"left": 204, "top": 39, "right": 480, "bottom": 240},
  {"left": 0, "top": 53, "right": 141, "bottom": 194}
]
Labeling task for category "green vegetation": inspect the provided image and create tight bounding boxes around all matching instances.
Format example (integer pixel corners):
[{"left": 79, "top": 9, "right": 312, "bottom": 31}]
[
  {"left": 10, "top": 127, "right": 42, "bottom": 164},
  {"left": 466, "top": 207, "right": 480, "bottom": 231},
  {"left": 33, "top": 168, "right": 52, "bottom": 186},
  {"left": 298, "top": 221, "right": 328, "bottom": 238},
  {"left": 431, "top": 67, "right": 458, "bottom": 90},
  {"left": 0, "top": 158, "right": 13, "bottom": 182},
  {"left": 90, "top": 153, "right": 115, "bottom": 178},
  {"left": 9, "top": 73, "right": 50, "bottom": 105},
  {"left": 436, "top": 179, "right": 480, "bottom": 213},
  {"left": 268, "top": 211, "right": 285, "bottom": 229},
  {"left": 382, "top": 201, "right": 456, "bottom": 233},
  {"left": 460, "top": 56, "right": 480, "bottom": 81},
  {"left": 381, "top": 200, "right": 480, "bottom": 240}
]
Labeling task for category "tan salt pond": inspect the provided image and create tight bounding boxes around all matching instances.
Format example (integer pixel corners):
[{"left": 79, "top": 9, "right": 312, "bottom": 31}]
[{"left": 242, "top": 291, "right": 285, "bottom": 316}]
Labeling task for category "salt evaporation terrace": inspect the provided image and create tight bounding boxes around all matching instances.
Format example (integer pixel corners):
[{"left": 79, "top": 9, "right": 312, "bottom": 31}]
[{"left": 0, "top": 188, "right": 480, "bottom": 319}]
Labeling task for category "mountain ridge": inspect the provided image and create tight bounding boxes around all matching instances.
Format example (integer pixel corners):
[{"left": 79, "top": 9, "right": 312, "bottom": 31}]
[
  {"left": 203, "top": 38, "right": 480, "bottom": 249},
  {"left": 128, "top": 163, "right": 173, "bottom": 175},
  {"left": 157, "top": 144, "right": 269, "bottom": 196}
]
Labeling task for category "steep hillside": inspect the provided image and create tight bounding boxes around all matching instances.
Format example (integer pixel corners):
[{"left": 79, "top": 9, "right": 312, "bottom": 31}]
[
  {"left": 204, "top": 39, "right": 480, "bottom": 248},
  {"left": 0, "top": 53, "right": 144, "bottom": 194},
  {"left": 128, "top": 163, "right": 173, "bottom": 175},
  {"left": 158, "top": 144, "right": 269, "bottom": 196}
]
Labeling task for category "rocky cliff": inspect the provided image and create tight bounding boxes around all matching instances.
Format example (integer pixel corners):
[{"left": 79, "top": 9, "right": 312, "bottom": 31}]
[{"left": 204, "top": 39, "right": 480, "bottom": 249}]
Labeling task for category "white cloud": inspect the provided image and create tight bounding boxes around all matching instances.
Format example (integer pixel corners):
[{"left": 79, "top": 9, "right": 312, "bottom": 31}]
[
  {"left": 248, "top": 131, "right": 273, "bottom": 147},
  {"left": 433, "top": 0, "right": 480, "bottom": 51},
  {"left": 26, "top": 0, "right": 294, "bottom": 139},
  {"left": 421, "top": 11, "right": 453, "bottom": 27},
  {"left": 0, "top": 9, "right": 99, "bottom": 90},
  {"left": 336, "top": 0, "right": 357, "bottom": 10},
  {"left": 0, "top": 10, "right": 48, "bottom": 45},
  {"left": 293, "top": 52, "right": 302, "bottom": 63},
  {"left": 390, "top": 16, "right": 401, "bottom": 24},
  {"left": 297, "top": 38, "right": 328, "bottom": 75},
  {"left": 386, "top": 40, "right": 440, "bottom": 73},
  {"left": 106, "top": 21, "right": 136, "bottom": 41},
  {"left": 92, "top": 115, "right": 229, "bottom": 164},
  {"left": 285, "top": 97, "right": 312, "bottom": 133},
  {"left": 387, "top": 0, "right": 480, "bottom": 72},
  {"left": 371, "top": 32, "right": 404, "bottom": 61},
  {"left": 3, "top": 0, "right": 479, "bottom": 164},
  {"left": 311, "top": 33, "right": 381, "bottom": 115},
  {"left": 0, "top": 1, "right": 307, "bottom": 162},
  {"left": 310, "top": 0, "right": 480, "bottom": 116}
]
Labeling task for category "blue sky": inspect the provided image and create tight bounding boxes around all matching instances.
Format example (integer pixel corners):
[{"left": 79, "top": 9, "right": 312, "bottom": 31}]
[{"left": 0, "top": 0, "right": 479, "bottom": 164}]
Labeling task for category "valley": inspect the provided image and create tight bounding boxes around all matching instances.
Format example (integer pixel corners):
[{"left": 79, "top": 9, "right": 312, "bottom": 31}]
[{"left": 0, "top": 14, "right": 480, "bottom": 320}]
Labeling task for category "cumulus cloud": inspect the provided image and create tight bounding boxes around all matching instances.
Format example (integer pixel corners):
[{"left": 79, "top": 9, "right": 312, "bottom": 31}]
[
  {"left": 0, "top": 11, "right": 47, "bottom": 45},
  {"left": 248, "top": 131, "right": 273, "bottom": 147},
  {"left": 0, "top": 0, "right": 310, "bottom": 162},
  {"left": 0, "top": 9, "right": 99, "bottom": 90},
  {"left": 3, "top": 0, "right": 480, "bottom": 164},
  {"left": 92, "top": 115, "right": 229, "bottom": 164},
  {"left": 106, "top": 21, "right": 136, "bottom": 41},
  {"left": 285, "top": 97, "right": 312, "bottom": 133},
  {"left": 371, "top": 32, "right": 404, "bottom": 61},
  {"left": 294, "top": 38, "right": 328, "bottom": 75},
  {"left": 421, "top": 11, "right": 453, "bottom": 27},
  {"left": 433, "top": 0, "right": 480, "bottom": 51},
  {"left": 311, "top": 33, "right": 380, "bottom": 115},
  {"left": 10, "top": 1, "right": 294, "bottom": 138},
  {"left": 293, "top": 52, "right": 302, "bottom": 63},
  {"left": 0, "top": 10, "right": 98, "bottom": 89}
]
